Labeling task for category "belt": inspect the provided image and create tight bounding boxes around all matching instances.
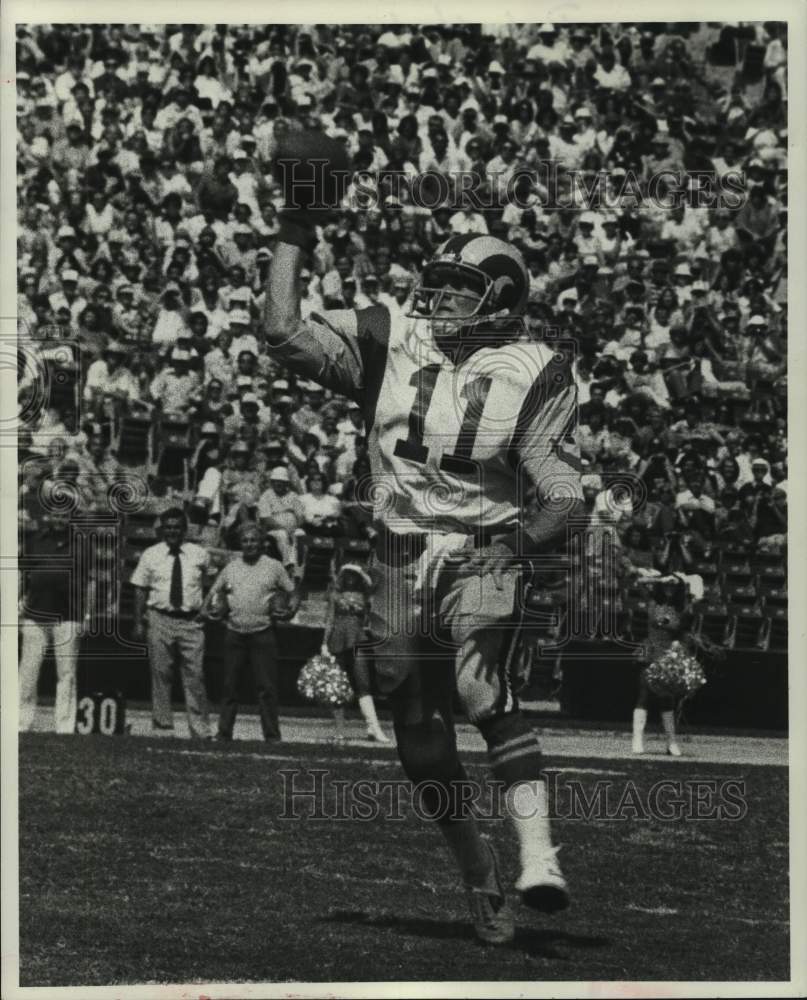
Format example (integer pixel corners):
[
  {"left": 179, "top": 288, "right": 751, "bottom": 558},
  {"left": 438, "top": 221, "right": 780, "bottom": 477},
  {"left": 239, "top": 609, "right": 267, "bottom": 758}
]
[
  {"left": 374, "top": 525, "right": 496, "bottom": 567},
  {"left": 150, "top": 607, "right": 199, "bottom": 620}
]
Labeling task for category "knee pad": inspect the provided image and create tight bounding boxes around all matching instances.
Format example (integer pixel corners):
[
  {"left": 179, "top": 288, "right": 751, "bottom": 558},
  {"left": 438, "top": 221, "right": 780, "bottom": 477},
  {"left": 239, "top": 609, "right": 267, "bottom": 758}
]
[
  {"left": 394, "top": 720, "right": 469, "bottom": 823},
  {"left": 477, "top": 711, "right": 544, "bottom": 790}
]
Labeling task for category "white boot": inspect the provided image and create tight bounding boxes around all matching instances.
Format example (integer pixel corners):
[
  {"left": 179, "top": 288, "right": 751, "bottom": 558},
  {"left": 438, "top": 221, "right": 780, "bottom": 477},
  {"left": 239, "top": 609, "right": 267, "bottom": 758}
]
[
  {"left": 661, "top": 710, "right": 682, "bottom": 756},
  {"left": 632, "top": 708, "right": 647, "bottom": 754},
  {"left": 358, "top": 694, "right": 389, "bottom": 743}
]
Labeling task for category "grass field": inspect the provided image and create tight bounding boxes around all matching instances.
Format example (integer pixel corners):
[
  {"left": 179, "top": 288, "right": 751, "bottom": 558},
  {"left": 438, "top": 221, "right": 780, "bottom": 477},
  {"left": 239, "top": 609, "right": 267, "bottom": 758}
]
[{"left": 18, "top": 733, "right": 789, "bottom": 986}]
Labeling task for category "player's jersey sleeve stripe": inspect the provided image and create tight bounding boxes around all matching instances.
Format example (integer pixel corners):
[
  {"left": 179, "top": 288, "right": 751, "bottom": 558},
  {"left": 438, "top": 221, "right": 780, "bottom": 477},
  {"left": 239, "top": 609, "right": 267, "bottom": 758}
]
[
  {"left": 354, "top": 304, "right": 391, "bottom": 431},
  {"left": 506, "top": 349, "right": 576, "bottom": 470}
]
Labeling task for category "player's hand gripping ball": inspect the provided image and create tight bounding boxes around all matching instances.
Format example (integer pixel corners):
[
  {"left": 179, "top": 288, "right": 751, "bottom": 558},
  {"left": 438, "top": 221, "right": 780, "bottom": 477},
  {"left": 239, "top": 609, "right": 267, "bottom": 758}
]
[{"left": 273, "top": 131, "right": 351, "bottom": 249}]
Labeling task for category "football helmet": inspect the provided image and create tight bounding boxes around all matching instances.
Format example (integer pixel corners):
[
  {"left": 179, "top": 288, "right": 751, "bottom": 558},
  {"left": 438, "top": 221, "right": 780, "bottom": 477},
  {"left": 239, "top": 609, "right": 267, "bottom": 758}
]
[{"left": 409, "top": 234, "right": 530, "bottom": 326}]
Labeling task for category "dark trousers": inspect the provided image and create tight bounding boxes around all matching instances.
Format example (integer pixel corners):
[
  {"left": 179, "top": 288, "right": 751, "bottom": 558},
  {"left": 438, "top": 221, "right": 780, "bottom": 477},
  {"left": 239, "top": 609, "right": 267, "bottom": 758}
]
[{"left": 219, "top": 627, "right": 281, "bottom": 740}]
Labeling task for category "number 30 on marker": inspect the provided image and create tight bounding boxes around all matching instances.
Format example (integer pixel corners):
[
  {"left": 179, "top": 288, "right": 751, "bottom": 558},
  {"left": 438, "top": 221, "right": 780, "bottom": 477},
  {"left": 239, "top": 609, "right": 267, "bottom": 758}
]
[{"left": 75, "top": 692, "right": 126, "bottom": 735}]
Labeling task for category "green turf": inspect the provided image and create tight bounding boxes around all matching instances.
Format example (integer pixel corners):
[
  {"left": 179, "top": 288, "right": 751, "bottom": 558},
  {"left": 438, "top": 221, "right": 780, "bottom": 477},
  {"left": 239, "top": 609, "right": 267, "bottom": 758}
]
[{"left": 18, "top": 733, "right": 789, "bottom": 986}]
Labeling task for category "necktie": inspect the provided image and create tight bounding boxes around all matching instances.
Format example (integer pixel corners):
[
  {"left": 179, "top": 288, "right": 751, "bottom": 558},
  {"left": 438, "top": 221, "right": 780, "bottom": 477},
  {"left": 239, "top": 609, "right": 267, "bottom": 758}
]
[{"left": 169, "top": 548, "right": 183, "bottom": 609}]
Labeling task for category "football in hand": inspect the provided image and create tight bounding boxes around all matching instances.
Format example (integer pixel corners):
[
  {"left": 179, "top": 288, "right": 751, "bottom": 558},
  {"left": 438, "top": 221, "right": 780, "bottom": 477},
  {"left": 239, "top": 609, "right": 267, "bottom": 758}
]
[{"left": 273, "top": 130, "right": 351, "bottom": 218}]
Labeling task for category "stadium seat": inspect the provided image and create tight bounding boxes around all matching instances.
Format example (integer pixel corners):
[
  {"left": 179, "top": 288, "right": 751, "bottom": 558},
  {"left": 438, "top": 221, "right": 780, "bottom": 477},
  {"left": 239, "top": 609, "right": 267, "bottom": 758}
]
[
  {"left": 726, "top": 609, "right": 767, "bottom": 650},
  {"left": 692, "top": 560, "right": 719, "bottom": 587},
  {"left": 624, "top": 596, "right": 650, "bottom": 640},
  {"left": 525, "top": 587, "right": 562, "bottom": 614},
  {"left": 718, "top": 540, "right": 753, "bottom": 561},
  {"left": 720, "top": 555, "right": 752, "bottom": 575},
  {"left": 123, "top": 511, "right": 159, "bottom": 545},
  {"left": 763, "top": 588, "right": 788, "bottom": 615},
  {"left": 87, "top": 404, "right": 117, "bottom": 447},
  {"left": 752, "top": 549, "right": 786, "bottom": 570},
  {"left": 692, "top": 599, "right": 730, "bottom": 645},
  {"left": 159, "top": 415, "right": 192, "bottom": 449},
  {"left": 757, "top": 575, "right": 786, "bottom": 599},
  {"left": 338, "top": 537, "right": 372, "bottom": 565},
  {"left": 524, "top": 589, "right": 563, "bottom": 640},
  {"left": 115, "top": 415, "right": 154, "bottom": 468},
  {"left": 723, "top": 582, "right": 758, "bottom": 605},
  {"left": 757, "top": 565, "right": 787, "bottom": 591},
  {"left": 762, "top": 612, "right": 788, "bottom": 652},
  {"left": 721, "top": 562, "right": 753, "bottom": 594},
  {"left": 155, "top": 415, "right": 193, "bottom": 490},
  {"left": 117, "top": 581, "right": 136, "bottom": 623},
  {"left": 45, "top": 355, "right": 80, "bottom": 418}
]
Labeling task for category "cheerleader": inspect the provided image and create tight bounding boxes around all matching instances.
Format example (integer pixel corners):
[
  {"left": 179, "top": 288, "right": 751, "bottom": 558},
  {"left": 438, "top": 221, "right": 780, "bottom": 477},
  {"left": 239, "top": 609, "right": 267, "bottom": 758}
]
[
  {"left": 630, "top": 574, "right": 718, "bottom": 757},
  {"left": 321, "top": 563, "right": 389, "bottom": 743}
]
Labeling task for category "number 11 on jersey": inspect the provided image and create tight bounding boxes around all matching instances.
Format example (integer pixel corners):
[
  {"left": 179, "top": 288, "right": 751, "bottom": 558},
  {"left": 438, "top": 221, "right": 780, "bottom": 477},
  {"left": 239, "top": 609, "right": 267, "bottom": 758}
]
[{"left": 393, "top": 365, "right": 493, "bottom": 475}]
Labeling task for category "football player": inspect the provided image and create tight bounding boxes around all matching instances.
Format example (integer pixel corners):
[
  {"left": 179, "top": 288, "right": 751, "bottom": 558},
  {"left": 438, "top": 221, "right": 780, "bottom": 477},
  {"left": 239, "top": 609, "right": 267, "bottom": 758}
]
[{"left": 263, "top": 134, "right": 585, "bottom": 945}]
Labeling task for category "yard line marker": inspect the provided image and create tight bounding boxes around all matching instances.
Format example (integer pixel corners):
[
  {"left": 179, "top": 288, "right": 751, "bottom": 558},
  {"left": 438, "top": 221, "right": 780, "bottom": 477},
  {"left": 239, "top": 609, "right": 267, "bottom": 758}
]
[
  {"left": 626, "top": 905, "right": 789, "bottom": 927},
  {"left": 725, "top": 916, "right": 790, "bottom": 927},
  {"left": 145, "top": 746, "right": 399, "bottom": 767},
  {"left": 139, "top": 853, "right": 455, "bottom": 893},
  {"left": 554, "top": 767, "right": 628, "bottom": 776},
  {"left": 627, "top": 904, "right": 680, "bottom": 916},
  {"left": 144, "top": 745, "right": 627, "bottom": 776}
]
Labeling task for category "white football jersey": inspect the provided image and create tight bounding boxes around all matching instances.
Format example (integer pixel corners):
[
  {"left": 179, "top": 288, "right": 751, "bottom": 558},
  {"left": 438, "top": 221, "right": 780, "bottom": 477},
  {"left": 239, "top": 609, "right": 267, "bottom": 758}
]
[
  {"left": 266, "top": 304, "right": 582, "bottom": 535},
  {"left": 367, "top": 314, "right": 580, "bottom": 533}
]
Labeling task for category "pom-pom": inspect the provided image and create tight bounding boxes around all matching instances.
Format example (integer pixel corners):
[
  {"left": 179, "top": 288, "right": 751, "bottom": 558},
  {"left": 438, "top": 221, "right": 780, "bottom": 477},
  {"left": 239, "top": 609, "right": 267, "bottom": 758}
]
[
  {"left": 643, "top": 641, "right": 707, "bottom": 700},
  {"left": 297, "top": 652, "right": 354, "bottom": 707},
  {"left": 335, "top": 592, "right": 366, "bottom": 614}
]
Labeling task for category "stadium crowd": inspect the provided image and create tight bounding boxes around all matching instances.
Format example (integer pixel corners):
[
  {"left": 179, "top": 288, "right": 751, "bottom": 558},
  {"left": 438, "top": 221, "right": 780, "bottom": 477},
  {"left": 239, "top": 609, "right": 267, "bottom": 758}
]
[{"left": 16, "top": 21, "right": 788, "bottom": 651}]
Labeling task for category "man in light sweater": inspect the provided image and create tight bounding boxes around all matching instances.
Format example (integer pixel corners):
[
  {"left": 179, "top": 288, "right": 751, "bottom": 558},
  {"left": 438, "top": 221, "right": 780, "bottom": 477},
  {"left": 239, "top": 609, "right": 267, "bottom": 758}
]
[{"left": 203, "top": 523, "right": 297, "bottom": 741}]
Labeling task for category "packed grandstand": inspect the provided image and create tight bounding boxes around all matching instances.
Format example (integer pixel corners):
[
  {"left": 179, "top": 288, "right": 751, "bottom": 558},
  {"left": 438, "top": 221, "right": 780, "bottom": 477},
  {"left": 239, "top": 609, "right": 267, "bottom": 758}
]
[{"left": 16, "top": 21, "right": 788, "bottom": 660}]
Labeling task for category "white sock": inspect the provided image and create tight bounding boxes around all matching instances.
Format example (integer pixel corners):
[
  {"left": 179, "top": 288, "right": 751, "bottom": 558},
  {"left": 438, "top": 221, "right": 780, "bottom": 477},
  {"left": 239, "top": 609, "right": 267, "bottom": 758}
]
[
  {"left": 358, "top": 694, "right": 381, "bottom": 732},
  {"left": 661, "top": 710, "right": 677, "bottom": 740},
  {"left": 508, "top": 779, "right": 553, "bottom": 870},
  {"left": 633, "top": 708, "right": 647, "bottom": 748}
]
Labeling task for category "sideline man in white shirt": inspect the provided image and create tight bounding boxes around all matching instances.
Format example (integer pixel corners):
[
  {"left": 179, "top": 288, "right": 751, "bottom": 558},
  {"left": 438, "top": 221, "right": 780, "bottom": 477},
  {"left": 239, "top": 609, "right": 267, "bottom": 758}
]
[{"left": 130, "top": 507, "right": 213, "bottom": 738}]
